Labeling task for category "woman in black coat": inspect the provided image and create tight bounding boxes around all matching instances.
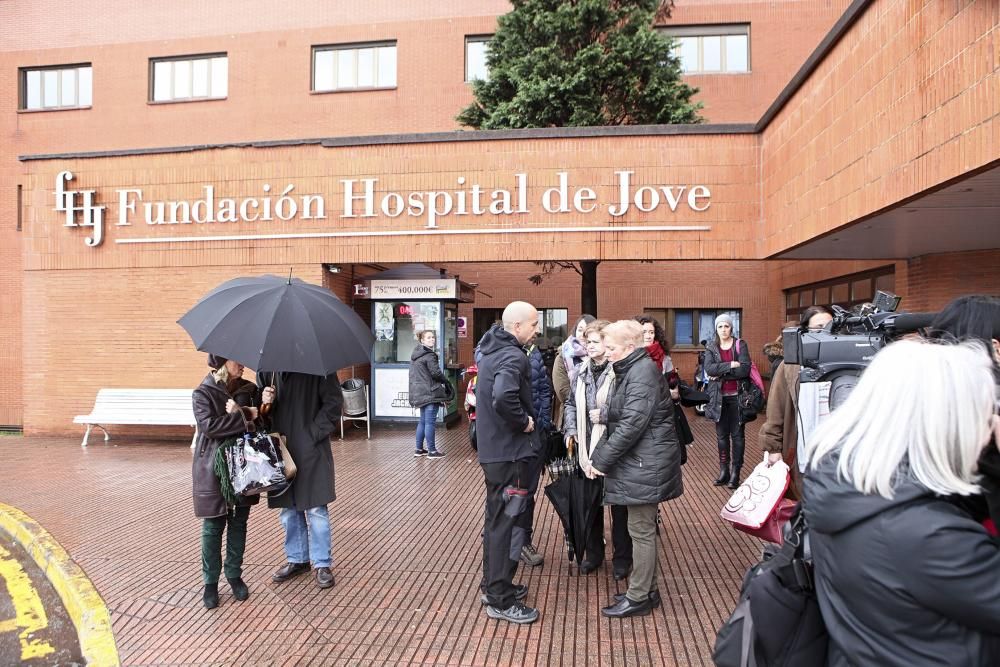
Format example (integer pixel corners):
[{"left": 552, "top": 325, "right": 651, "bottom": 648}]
[
  {"left": 192, "top": 354, "right": 272, "bottom": 609},
  {"left": 408, "top": 329, "right": 448, "bottom": 458},
  {"left": 804, "top": 340, "right": 1000, "bottom": 666},
  {"left": 703, "top": 313, "right": 751, "bottom": 488},
  {"left": 590, "top": 320, "right": 683, "bottom": 619}
]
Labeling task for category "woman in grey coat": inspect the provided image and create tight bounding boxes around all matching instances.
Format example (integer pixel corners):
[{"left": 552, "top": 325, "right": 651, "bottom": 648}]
[
  {"left": 192, "top": 354, "right": 273, "bottom": 609},
  {"left": 590, "top": 321, "right": 683, "bottom": 619}
]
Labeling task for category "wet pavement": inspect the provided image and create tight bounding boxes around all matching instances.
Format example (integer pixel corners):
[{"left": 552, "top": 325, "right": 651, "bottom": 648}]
[
  {"left": 0, "top": 414, "right": 763, "bottom": 666},
  {"left": 0, "top": 531, "right": 83, "bottom": 666}
]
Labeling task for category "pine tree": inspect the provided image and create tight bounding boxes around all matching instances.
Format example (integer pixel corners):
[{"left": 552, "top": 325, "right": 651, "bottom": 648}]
[
  {"left": 459, "top": 1, "right": 702, "bottom": 314},
  {"left": 457, "top": 0, "right": 702, "bottom": 129}
]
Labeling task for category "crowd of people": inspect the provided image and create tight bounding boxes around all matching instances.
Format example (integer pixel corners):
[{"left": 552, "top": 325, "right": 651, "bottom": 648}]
[{"left": 189, "top": 290, "right": 1000, "bottom": 661}]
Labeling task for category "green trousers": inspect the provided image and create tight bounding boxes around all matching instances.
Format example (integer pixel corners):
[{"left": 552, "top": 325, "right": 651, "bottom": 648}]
[{"left": 201, "top": 505, "right": 251, "bottom": 584}]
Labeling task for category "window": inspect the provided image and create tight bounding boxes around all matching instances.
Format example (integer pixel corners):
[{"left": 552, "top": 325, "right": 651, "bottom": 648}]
[
  {"left": 150, "top": 54, "right": 227, "bottom": 102},
  {"left": 312, "top": 42, "right": 397, "bottom": 92},
  {"left": 784, "top": 267, "right": 895, "bottom": 321},
  {"left": 659, "top": 24, "right": 750, "bottom": 74},
  {"left": 643, "top": 309, "right": 742, "bottom": 348},
  {"left": 472, "top": 307, "right": 567, "bottom": 350},
  {"left": 20, "top": 64, "right": 92, "bottom": 110},
  {"left": 465, "top": 36, "right": 491, "bottom": 82}
]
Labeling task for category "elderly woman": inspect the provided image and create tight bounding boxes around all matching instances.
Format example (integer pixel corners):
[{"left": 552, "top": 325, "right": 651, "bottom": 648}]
[
  {"left": 192, "top": 354, "right": 273, "bottom": 609},
  {"left": 804, "top": 340, "right": 1000, "bottom": 666},
  {"left": 562, "top": 319, "right": 613, "bottom": 573},
  {"left": 590, "top": 320, "right": 683, "bottom": 618}
]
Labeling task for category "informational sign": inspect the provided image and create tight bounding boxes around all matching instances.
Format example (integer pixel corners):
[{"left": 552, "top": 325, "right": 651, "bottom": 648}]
[
  {"left": 457, "top": 316, "right": 468, "bottom": 338},
  {"left": 370, "top": 279, "right": 457, "bottom": 300},
  {"left": 374, "top": 367, "right": 417, "bottom": 418}
]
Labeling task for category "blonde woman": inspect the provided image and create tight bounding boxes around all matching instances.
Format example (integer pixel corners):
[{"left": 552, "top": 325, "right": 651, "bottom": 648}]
[
  {"left": 562, "top": 319, "right": 613, "bottom": 573},
  {"left": 590, "top": 320, "right": 683, "bottom": 618},
  {"left": 804, "top": 340, "right": 1000, "bottom": 666}
]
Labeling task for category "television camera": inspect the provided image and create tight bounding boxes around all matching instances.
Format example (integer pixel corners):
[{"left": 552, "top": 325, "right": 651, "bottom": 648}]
[{"left": 782, "top": 290, "right": 937, "bottom": 410}]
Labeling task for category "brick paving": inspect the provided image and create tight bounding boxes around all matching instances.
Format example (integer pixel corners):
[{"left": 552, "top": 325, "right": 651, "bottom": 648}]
[{"left": 1, "top": 414, "right": 763, "bottom": 666}]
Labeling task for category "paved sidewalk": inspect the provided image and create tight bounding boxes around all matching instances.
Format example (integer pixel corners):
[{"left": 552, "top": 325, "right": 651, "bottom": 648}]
[{"left": 1, "top": 415, "right": 762, "bottom": 666}]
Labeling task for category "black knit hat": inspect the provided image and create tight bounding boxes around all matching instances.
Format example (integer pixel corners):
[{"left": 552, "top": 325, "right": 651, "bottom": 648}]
[{"left": 207, "top": 353, "right": 228, "bottom": 370}]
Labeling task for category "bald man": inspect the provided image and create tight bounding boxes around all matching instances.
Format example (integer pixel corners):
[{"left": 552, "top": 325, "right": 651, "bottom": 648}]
[{"left": 474, "top": 301, "right": 542, "bottom": 624}]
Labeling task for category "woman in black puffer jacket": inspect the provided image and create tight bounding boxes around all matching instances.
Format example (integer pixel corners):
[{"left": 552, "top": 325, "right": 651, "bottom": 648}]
[
  {"left": 192, "top": 354, "right": 272, "bottom": 609},
  {"left": 409, "top": 330, "right": 449, "bottom": 458},
  {"left": 590, "top": 320, "right": 682, "bottom": 619}
]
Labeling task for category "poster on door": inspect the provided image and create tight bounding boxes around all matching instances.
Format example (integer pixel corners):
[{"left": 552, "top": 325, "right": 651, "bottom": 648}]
[{"left": 374, "top": 367, "right": 417, "bottom": 418}]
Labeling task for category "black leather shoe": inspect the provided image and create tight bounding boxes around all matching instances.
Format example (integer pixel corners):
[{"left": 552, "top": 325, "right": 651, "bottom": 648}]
[
  {"left": 272, "top": 561, "right": 310, "bottom": 583},
  {"left": 713, "top": 466, "right": 731, "bottom": 486},
  {"left": 613, "top": 565, "right": 632, "bottom": 581},
  {"left": 227, "top": 577, "right": 249, "bottom": 601},
  {"left": 727, "top": 468, "right": 742, "bottom": 489},
  {"left": 601, "top": 595, "right": 654, "bottom": 618},
  {"left": 480, "top": 584, "right": 528, "bottom": 606},
  {"left": 203, "top": 583, "right": 219, "bottom": 609},
  {"left": 614, "top": 590, "right": 661, "bottom": 608},
  {"left": 315, "top": 567, "right": 335, "bottom": 589},
  {"left": 579, "top": 560, "right": 601, "bottom": 575}
]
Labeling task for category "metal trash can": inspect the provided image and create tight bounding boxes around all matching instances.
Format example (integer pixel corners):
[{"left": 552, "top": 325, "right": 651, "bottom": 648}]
[{"left": 341, "top": 379, "right": 367, "bottom": 416}]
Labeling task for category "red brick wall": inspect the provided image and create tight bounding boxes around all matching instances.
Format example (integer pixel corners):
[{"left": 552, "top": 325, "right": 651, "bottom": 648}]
[
  {"left": 904, "top": 251, "right": 1000, "bottom": 312},
  {"left": 761, "top": 0, "right": 999, "bottom": 255}
]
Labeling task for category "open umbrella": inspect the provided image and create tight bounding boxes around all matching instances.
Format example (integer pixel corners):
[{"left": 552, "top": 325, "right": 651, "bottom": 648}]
[
  {"left": 178, "top": 274, "right": 373, "bottom": 375},
  {"left": 543, "top": 470, "right": 604, "bottom": 567}
]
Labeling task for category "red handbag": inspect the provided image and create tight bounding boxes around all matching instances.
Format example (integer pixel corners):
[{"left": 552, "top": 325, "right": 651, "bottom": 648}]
[{"left": 733, "top": 499, "right": 798, "bottom": 544}]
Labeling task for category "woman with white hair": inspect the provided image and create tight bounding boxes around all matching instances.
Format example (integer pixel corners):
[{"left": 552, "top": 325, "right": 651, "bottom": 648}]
[
  {"left": 803, "top": 340, "right": 1000, "bottom": 666},
  {"left": 590, "top": 320, "right": 683, "bottom": 618}
]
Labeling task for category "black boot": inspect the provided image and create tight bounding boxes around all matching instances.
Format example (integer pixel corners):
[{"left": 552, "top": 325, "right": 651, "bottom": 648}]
[
  {"left": 203, "top": 583, "right": 219, "bottom": 609},
  {"left": 227, "top": 577, "right": 249, "bottom": 601},
  {"left": 713, "top": 465, "right": 730, "bottom": 486},
  {"left": 727, "top": 467, "right": 742, "bottom": 489}
]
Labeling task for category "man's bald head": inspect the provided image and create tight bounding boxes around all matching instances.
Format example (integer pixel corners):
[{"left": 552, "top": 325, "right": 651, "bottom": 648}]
[{"left": 502, "top": 301, "right": 539, "bottom": 345}]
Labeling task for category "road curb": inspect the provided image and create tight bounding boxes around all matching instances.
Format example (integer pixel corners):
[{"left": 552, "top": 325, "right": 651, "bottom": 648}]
[{"left": 0, "top": 502, "right": 119, "bottom": 666}]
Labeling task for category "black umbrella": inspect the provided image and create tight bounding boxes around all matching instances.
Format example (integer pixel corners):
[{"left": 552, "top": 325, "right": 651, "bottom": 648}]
[
  {"left": 178, "top": 274, "right": 373, "bottom": 375},
  {"left": 543, "top": 471, "right": 604, "bottom": 566}
]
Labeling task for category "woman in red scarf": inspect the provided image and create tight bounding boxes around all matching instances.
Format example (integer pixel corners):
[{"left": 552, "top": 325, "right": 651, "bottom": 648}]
[{"left": 636, "top": 315, "right": 673, "bottom": 374}]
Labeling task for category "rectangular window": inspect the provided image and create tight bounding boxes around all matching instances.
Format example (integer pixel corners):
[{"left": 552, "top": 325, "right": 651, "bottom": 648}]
[
  {"left": 465, "top": 36, "right": 491, "bottom": 82},
  {"left": 312, "top": 42, "right": 397, "bottom": 92},
  {"left": 472, "top": 307, "right": 567, "bottom": 351},
  {"left": 645, "top": 308, "right": 742, "bottom": 348},
  {"left": 150, "top": 54, "right": 227, "bottom": 102},
  {"left": 19, "top": 64, "right": 92, "bottom": 110},
  {"left": 784, "top": 266, "right": 895, "bottom": 321},
  {"left": 659, "top": 24, "right": 750, "bottom": 74}
]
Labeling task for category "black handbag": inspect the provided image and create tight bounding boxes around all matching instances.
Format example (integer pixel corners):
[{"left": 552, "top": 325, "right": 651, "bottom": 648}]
[
  {"left": 738, "top": 379, "right": 765, "bottom": 423},
  {"left": 713, "top": 505, "right": 828, "bottom": 666}
]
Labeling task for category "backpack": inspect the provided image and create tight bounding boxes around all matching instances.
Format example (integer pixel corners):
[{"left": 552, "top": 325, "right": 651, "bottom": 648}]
[
  {"left": 735, "top": 340, "right": 765, "bottom": 422},
  {"left": 713, "top": 506, "right": 829, "bottom": 667}
]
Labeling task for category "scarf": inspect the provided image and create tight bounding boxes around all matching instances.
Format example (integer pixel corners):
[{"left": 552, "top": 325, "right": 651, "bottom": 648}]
[
  {"left": 645, "top": 341, "right": 673, "bottom": 373},
  {"left": 561, "top": 337, "right": 588, "bottom": 386},
  {"left": 575, "top": 358, "right": 615, "bottom": 479}
]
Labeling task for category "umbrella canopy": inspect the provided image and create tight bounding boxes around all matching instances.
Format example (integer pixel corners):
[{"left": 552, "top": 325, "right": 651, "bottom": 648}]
[
  {"left": 543, "top": 471, "right": 604, "bottom": 565},
  {"left": 178, "top": 274, "right": 373, "bottom": 376}
]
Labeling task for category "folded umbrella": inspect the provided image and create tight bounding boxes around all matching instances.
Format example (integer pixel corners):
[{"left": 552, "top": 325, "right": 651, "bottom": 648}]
[
  {"left": 178, "top": 274, "right": 373, "bottom": 376},
  {"left": 544, "top": 470, "right": 604, "bottom": 566}
]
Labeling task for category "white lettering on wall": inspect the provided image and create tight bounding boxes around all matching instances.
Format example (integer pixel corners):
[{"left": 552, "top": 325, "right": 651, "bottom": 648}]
[{"left": 54, "top": 170, "right": 713, "bottom": 247}]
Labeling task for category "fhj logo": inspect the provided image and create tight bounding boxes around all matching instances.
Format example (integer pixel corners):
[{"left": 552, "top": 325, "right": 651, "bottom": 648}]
[{"left": 55, "top": 171, "right": 106, "bottom": 247}]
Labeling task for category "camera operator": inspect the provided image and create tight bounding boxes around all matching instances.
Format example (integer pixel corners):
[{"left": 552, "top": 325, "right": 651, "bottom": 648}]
[
  {"left": 929, "top": 295, "right": 1000, "bottom": 531},
  {"left": 759, "top": 305, "right": 833, "bottom": 499}
]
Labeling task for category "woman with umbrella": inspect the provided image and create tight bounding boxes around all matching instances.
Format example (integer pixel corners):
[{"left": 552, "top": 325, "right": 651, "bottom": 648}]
[
  {"left": 562, "top": 319, "right": 612, "bottom": 574},
  {"left": 590, "top": 320, "right": 683, "bottom": 618},
  {"left": 192, "top": 354, "right": 274, "bottom": 609}
]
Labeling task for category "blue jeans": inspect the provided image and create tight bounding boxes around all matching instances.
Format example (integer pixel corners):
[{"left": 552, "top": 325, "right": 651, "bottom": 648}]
[
  {"left": 279, "top": 506, "right": 331, "bottom": 568},
  {"left": 415, "top": 403, "right": 438, "bottom": 452}
]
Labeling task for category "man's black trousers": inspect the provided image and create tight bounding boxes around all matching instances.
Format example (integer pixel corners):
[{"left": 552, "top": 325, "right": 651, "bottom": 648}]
[{"left": 481, "top": 459, "right": 530, "bottom": 609}]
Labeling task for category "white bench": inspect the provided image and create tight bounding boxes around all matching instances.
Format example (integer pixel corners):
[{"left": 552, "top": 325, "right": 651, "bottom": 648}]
[{"left": 74, "top": 389, "right": 197, "bottom": 448}]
